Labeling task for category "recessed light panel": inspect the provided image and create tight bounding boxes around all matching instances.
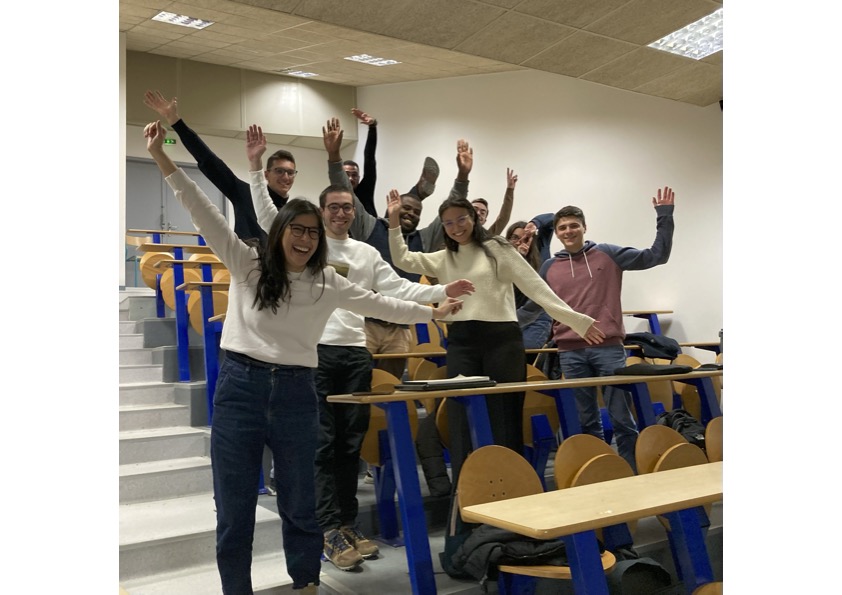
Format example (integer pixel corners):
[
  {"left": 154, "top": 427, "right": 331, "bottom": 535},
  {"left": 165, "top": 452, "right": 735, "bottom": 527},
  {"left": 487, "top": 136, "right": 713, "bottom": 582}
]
[
  {"left": 344, "top": 54, "right": 401, "bottom": 67},
  {"left": 152, "top": 11, "right": 214, "bottom": 30},
  {"left": 648, "top": 8, "right": 723, "bottom": 60}
]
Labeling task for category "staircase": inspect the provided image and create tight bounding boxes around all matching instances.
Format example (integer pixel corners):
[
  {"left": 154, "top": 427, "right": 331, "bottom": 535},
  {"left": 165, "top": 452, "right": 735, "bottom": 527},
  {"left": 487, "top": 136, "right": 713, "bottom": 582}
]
[{"left": 118, "top": 290, "right": 293, "bottom": 595}]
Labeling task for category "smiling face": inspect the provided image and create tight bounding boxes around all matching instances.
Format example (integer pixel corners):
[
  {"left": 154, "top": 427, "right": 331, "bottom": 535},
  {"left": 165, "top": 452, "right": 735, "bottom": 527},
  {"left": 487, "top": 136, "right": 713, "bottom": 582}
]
[
  {"left": 398, "top": 195, "right": 423, "bottom": 233},
  {"left": 321, "top": 190, "right": 355, "bottom": 239},
  {"left": 264, "top": 158, "right": 297, "bottom": 197},
  {"left": 554, "top": 216, "right": 586, "bottom": 253},
  {"left": 282, "top": 213, "right": 321, "bottom": 272},
  {"left": 441, "top": 206, "right": 475, "bottom": 246}
]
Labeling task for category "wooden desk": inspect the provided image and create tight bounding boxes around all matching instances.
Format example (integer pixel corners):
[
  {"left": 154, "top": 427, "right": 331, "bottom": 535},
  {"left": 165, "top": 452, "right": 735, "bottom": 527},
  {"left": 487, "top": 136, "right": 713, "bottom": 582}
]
[
  {"left": 462, "top": 462, "right": 723, "bottom": 594},
  {"left": 127, "top": 228, "right": 201, "bottom": 236},
  {"left": 327, "top": 371, "right": 722, "bottom": 595},
  {"left": 136, "top": 242, "right": 215, "bottom": 254}
]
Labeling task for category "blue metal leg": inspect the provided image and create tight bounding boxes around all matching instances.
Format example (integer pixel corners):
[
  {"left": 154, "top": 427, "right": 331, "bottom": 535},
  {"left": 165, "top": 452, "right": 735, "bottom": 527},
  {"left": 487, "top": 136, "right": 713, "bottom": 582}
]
[
  {"left": 526, "top": 414, "right": 555, "bottom": 490},
  {"left": 563, "top": 531, "right": 611, "bottom": 594},
  {"left": 451, "top": 395, "right": 494, "bottom": 448},
  {"left": 543, "top": 387, "right": 582, "bottom": 439},
  {"left": 662, "top": 507, "right": 715, "bottom": 593},
  {"left": 199, "top": 284, "right": 219, "bottom": 425},
  {"left": 382, "top": 402, "right": 437, "bottom": 595},
  {"left": 620, "top": 381, "right": 658, "bottom": 429},
  {"left": 374, "top": 429, "right": 402, "bottom": 545},
  {"left": 172, "top": 256, "right": 191, "bottom": 382},
  {"left": 685, "top": 377, "right": 722, "bottom": 424}
]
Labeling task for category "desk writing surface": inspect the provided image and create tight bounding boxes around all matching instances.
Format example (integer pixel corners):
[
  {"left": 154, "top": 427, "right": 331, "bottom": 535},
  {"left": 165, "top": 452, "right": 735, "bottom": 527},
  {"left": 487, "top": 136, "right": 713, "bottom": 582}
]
[
  {"left": 127, "top": 228, "right": 201, "bottom": 236},
  {"left": 137, "top": 243, "right": 215, "bottom": 254},
  {"left": 461, "top": 462, "right": 722, "bottom": 540},
  {"left": 326, "top": 370, "right": 722, "bottom": 404}
]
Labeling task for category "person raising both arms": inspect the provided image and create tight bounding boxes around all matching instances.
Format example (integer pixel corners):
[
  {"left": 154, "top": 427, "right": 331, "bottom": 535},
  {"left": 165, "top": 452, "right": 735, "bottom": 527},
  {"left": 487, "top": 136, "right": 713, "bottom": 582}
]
[{"left": 142, "top": 120, "right": 463, "bottom": 595}]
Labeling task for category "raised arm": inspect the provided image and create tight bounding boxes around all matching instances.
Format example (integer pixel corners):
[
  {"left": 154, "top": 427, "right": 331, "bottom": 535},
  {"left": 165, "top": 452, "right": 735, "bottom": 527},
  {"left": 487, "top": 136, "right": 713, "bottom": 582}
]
[
  {"left": 143, "top": 121, "right": 249, "bottom": 271},
  {"left": 487, "top": 168, "right": 516, "bottom": 236},
  {"left": 603, "top": 185, "right": 676, "bottom": 270},
  {"left": 386, "top": 189, "right": 443, "bottom": 277},
  {"left": 324, "top": 117, "right": 378, "bottom": 241},
  {"left": 246, "top": 125, "right": 278, "bottom": 233},
  {"left": 351, "top": 108, "right": 379, "bottom": 217}
]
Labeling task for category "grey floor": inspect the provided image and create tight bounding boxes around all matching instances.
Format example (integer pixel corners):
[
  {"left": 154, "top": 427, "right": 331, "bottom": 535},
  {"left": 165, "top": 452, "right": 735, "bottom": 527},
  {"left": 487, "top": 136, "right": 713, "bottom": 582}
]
[{"left": 255, "top": 464, "right": 723, "bottom": 595}]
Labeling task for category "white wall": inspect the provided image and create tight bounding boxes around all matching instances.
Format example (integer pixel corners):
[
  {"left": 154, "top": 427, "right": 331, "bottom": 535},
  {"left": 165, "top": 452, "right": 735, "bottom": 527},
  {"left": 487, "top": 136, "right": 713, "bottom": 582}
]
[
  {"left": 353, "top": 71, "right": 723, "bottom": 351},
  {"left": 124, "top": 64, "right": 721, "bottom": 352}
]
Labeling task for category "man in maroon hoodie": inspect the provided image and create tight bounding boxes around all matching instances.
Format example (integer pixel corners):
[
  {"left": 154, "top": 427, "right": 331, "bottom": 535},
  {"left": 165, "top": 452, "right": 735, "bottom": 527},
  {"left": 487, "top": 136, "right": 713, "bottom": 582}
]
[{"left": 518, "top": 186, "right": 675, "bottom": 471}]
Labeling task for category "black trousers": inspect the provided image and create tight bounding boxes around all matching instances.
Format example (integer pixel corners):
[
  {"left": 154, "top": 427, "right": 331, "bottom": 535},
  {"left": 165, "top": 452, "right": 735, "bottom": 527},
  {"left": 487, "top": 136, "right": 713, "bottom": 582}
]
[{"left": 313, "top": 344, "right": 373, "bottom": 532}]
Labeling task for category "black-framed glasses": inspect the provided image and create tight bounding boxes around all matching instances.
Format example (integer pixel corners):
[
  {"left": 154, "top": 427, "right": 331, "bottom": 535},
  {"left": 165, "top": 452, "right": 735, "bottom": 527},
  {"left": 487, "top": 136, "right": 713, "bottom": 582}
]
[
  {"left": 288, "top": 224, "right": 321, "bottom": 240},
  {"left": 325, "top": 203, "right": 355, "bottom": 214},
  {"left": 270, "top": 167, "right": 298, "bottom": 177}
]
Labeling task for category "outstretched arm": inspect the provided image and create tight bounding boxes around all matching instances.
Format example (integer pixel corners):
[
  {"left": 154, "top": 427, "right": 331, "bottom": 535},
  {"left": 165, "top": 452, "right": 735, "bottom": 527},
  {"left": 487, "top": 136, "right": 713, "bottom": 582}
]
[{"left": 602, "top": 186, "right": 676, "bottom": 271}]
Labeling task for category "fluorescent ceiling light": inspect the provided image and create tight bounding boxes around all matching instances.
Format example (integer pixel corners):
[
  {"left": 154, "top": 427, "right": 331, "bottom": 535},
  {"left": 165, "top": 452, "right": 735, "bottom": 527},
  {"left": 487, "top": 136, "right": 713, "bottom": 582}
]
[
  {"left": 648, "top": 8, "right": 722, "bottom": 60},
  {"left": 344, "top": 54, "right": 401, "bottom": 67},
  {"left": 152, "top": 11, "right": 214, "bottom": 30},
  {"left": 277, "top": 69, "right": 319, "bottom": 78}
]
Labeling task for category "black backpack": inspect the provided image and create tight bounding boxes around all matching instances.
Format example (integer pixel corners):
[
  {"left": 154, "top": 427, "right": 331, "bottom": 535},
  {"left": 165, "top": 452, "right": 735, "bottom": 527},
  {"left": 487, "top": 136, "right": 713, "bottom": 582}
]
[{"left": 655, "top": 408, "right": 706, "bottom": 451}]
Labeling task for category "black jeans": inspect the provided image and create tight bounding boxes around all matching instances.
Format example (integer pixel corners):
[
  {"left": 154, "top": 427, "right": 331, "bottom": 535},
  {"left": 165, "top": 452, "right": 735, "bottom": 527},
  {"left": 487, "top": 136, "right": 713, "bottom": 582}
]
[{"left": 313, "top": 344, "right": 373, "bottom": 532}]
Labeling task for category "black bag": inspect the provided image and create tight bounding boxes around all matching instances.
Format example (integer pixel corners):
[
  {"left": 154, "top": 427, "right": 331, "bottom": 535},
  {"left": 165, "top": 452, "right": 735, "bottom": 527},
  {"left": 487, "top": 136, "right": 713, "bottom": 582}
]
[{"left": 656, "top": 408, "right": 706, "bottom": 450}]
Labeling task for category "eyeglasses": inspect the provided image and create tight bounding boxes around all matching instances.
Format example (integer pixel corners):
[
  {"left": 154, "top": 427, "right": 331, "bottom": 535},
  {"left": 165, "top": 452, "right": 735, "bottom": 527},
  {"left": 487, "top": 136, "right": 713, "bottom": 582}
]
[
  {"left": 288, "top": 224, "right": 321, "bottom": 240},
  {"left": 325, "top": 203, "right": 355, "bottom": 214},
  {"left": 443, "top": 215, "right": 470, "bottom": 229},
  {"left": 508, "top": 234, "right": 527, "bottom": 245},
  {"left": 270, "top": 167, "right": 298, "bottom": 177}
]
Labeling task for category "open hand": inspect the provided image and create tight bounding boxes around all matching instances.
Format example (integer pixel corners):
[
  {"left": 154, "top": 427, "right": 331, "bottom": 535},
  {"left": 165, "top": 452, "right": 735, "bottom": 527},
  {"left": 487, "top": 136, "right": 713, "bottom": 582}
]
[
  {"left": 456, "top": 139, "right": 473, "bottom": 177},
  {"left": 143, "top": 90, "right": 179, "bottom": 125},
  {"left": 582, "top": 322, "right": 606, "bottom": 346},
  {"left": 386, "top": 189, "right": 402, "bottom": 227},
  {"left": 322, "top": 117, "right": 344, "bottom": 156},
  {"left": 246, "top": 124, "right": 267, "bottom": 163},
  {"left": 652, "top": 186, "right": 675, "bottom": 207},
  {"left": 444, "top": 279, "right": 475, "bottom": 298}
]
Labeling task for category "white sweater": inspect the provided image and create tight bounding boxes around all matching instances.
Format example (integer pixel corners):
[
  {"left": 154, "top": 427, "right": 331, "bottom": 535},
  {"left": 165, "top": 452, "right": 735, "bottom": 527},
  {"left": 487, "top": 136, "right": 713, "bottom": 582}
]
[
  {"left": 165, "top": 168, "right": 436, "bottom": 367},
  {"left": 248, "top": 170, "right": 447, "bottom": 347},
  {"left": 388, "top": 226, "right": 595, "bottom": 339}
]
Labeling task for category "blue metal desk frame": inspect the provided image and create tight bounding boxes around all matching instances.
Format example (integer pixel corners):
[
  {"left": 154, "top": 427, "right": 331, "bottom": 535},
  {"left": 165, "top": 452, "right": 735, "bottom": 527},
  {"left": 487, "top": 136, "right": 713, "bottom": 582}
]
[{"left": 328, "top": 369, "right": 722, "bottom": 594}]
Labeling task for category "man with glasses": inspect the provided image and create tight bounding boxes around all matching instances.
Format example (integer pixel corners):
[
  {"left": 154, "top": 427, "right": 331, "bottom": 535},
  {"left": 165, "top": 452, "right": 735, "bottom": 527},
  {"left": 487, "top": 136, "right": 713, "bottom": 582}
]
[
  {"left": 248, "top": 121, "right": 474, "bottom": 570},
  {"left": 321, "top": 117, "right": 472, "bottom": 379},
  {"left": 144, "top": 90, "right": 296, "bottom": 243}
]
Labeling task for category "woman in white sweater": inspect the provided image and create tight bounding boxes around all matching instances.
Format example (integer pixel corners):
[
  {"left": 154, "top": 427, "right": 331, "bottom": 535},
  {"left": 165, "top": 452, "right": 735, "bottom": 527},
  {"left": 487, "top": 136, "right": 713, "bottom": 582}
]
[
  {"left": 385, "top": 142, "right": 604, "bottom": 573},
  {"left": 143, "top": 121, "right": 462, "bottom": 594}
]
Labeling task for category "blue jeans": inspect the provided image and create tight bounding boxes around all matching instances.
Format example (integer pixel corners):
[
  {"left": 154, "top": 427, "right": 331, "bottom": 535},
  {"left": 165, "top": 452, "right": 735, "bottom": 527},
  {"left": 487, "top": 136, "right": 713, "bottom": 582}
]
[
  {"left": 314, "top": 344, "right": 373, "bottom": 532},
  {"left": 211, "top": 351, "right": 322, "bottom": 593},
  {"left": 522, "top": 311, "right": 553, "bottom": 350},
  {"left": 558, "top": 345, "right": 639, "bottom": 472}
]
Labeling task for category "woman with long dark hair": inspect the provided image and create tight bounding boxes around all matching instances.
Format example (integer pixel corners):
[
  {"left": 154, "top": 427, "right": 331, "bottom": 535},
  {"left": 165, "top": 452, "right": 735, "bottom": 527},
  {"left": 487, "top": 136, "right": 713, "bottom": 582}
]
[
  {"left": 143, "top": 120, "right": 463, "bottom": 594},
  {"left": 384, "top": 140, "right": 605, "bottom": 573},
  {"left": 506, "top": 220, "right": 554, "bottom": 356}
]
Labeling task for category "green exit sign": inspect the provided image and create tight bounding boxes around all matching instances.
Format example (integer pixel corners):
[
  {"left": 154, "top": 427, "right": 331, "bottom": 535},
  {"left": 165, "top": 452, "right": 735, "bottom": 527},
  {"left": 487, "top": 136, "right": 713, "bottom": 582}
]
[{"left": 164, "top": 138, "right": 177, "bottom": 145}]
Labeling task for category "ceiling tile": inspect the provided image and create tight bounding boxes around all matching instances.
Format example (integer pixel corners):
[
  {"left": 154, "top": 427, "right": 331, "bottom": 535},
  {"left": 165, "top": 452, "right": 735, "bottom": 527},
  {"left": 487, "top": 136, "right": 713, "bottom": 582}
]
[
  {"left": 476, "top": 0, "right": 521, "bottom": 8},
  {"left": 677, "top": 85, "right": 723, "bottom": 107},
  {"left": 585, "top": 0, "right": 721, "bottom": 45},
  {"left": 580, "top": 46, "right": 690, "bottom": 90},
  {"left": 515, "top": 0, "right": 634, "bottom": 29},
  {"left": 701, "top": 51, "right": 722, "bottom": 66},
  {"left": 633, "top": 61, "right": 721, "bottom": 101},
  {"left": 522, "top": 31, "right": 636, "bottom": 77},
  {"left": 132, "top": 22, "right": 191, "bottom": 42},
  {"left": 455, "top": 11, "right": 576, "bottom": 64}
]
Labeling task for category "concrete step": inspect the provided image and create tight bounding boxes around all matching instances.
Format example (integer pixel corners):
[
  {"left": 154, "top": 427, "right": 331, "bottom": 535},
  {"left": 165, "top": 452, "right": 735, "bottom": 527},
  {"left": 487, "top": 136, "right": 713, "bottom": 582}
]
[
  {"left": 119, "top": 493, "right": 287, "bottom": 585},
  {"left": 120, "top": 403, "right": 191, "bottom": 432},
  {"left": 120, "top": 456, "right": 213, "bottom": 504},
  {"left": 120, "top": 553, "right": 295, "bottom": 595},
  {"left": 120, "top": 320, "right": 141, "bottom": 335},
  {"left": 120, "top": 382, "right": 176, "bottom": 407},
  {"left": 121, "top": 334, "right": 146, "bottom": 349},
  {"left": 120, "top": 348, "right": 155, "bottom": 366},
  {"left": 121, "top": 364, "right": 165, "bottom": 384},
  {"left": 120, "top": 427, "right": 208, "bottom": 465}
]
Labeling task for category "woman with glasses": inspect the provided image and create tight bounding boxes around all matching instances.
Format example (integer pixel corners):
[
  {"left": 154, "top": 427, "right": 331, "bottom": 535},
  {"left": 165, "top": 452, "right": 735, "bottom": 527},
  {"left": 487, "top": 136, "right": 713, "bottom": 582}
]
[
  {"left": 143, "top": 120, "right": 464, "bottom": 595},
  {"left": 385, "top": 140, "right": 605, "bottom": 576}
]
